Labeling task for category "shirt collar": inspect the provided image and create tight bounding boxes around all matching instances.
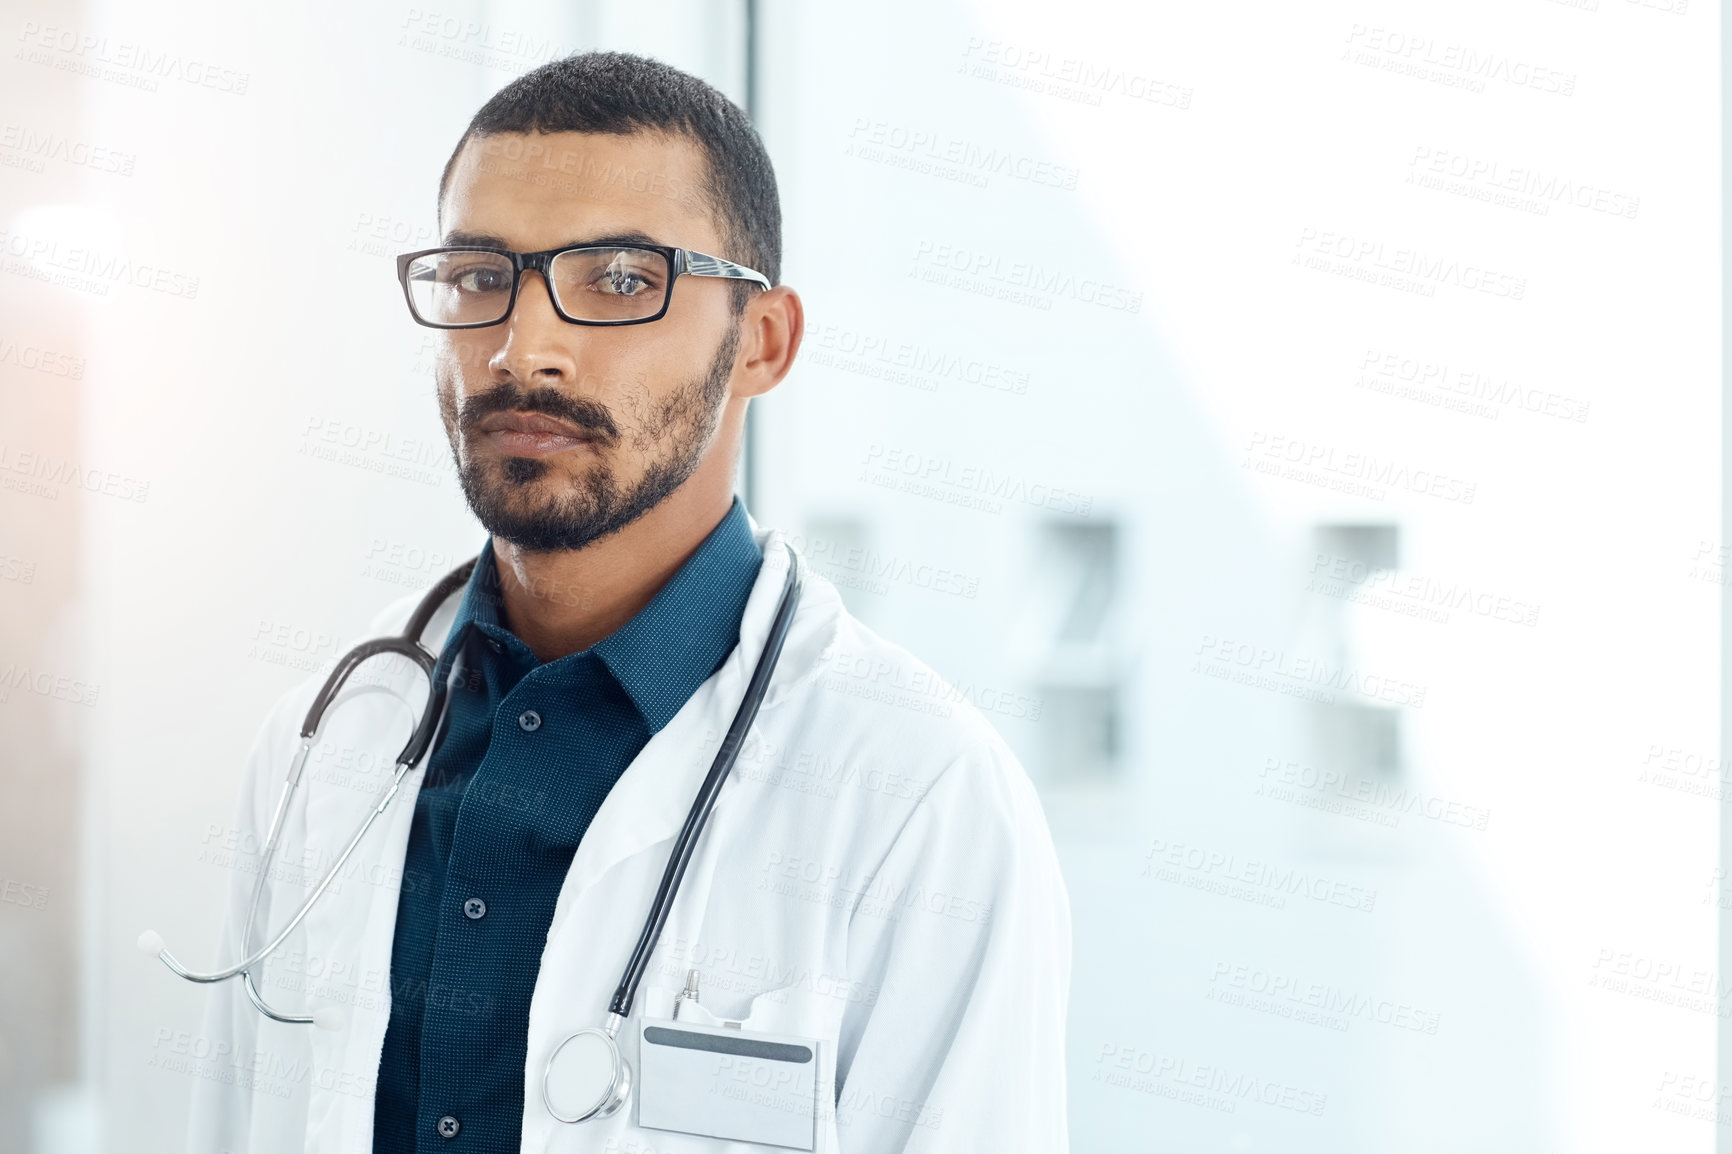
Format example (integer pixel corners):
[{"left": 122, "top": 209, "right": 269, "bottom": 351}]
[{"left": 439, "top": 496, "right": 764, "bottom": 734}]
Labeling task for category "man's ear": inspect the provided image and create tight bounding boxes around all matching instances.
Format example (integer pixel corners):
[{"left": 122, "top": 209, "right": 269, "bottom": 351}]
[{"left": 732, "top": 285, "right": 804, "bottom": 399}]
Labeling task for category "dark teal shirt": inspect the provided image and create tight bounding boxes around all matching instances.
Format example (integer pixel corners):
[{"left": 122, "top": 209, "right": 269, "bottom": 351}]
[{"left": 373, "top": 498, "right": 763, "bottom": 1153}]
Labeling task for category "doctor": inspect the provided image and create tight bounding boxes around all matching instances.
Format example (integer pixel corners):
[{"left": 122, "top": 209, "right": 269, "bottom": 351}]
[{"left": 185, "top": 51, "right": 1070, "bottom": 1153}]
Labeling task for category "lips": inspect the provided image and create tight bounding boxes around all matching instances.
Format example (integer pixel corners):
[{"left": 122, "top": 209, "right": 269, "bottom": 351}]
[
  {"left": 474, "top": 409, "right": 596, "bottom": 457},
  {"left": 476, "top": 410, "right": 592, "bottom": 439}
]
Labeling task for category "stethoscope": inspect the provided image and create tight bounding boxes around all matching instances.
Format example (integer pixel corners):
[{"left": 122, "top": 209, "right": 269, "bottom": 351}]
[{"left": 140, "top": 541, "right": 803, "bottom": 1124}]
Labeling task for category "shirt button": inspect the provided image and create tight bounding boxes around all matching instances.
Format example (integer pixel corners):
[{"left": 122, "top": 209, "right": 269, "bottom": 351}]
[
  {"left": 437, "top": 1115, "right": 460, "bottom": 1139},
  {"left": 463, "top": 897, "right": 487, "bottom": 920},
  {"left": 518, "top": 709, "right": 542, "bottom": 732},
  {"left": 486, "top": 638, "right": 503, "bottom": 654}
]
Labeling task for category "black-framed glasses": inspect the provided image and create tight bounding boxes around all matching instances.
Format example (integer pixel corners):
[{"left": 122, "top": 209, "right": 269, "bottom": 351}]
[{"left": 394, "top": 244, "right": 772, "bottom": 328}]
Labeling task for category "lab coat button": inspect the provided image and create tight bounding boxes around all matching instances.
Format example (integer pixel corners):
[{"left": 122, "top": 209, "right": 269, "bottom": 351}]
[
  {"left": 463, "top": 897, "right": 486, "bottom": 920},
  {"left": 436, "top": 1116, "right": 460, "bottom": 1139},
  {"left": 518, "top": 710, "right": 542, "bottom": 732}
]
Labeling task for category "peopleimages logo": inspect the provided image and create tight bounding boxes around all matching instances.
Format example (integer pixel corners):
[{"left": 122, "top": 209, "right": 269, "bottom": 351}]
[
  {"left": 0, "top": 123, "right": 136, "bottom": 175},
  {"left": 15, "top": 21, "right": 251, "bottom": 94},
  {"left": 1242, "top": 430, "right": 1477, "bottom": 506},
  {"left": 1355, "top": 348, "right": 1590, "bottom": 425},
  {"left": 1192, "top": 632, "right": 1428, "bottom": 708},
  {"left": 0, "top": 336, "right": 84, "bottom": 379},
  {"left": 0, "top": 229, "right": 200, "bottom": 299},
  {"left": 1308, "top": 549, "right": 1540, "bottom": 629},
  {"left": 805, "top": 322, "right": 1031, "bottom": 397},
  {"left": 0, "top": 442, "right": 149, "bottom": 503},
  {"left": 1407, "top": 146, "right": 1639, "bottom": 220},
  {"left": 860, "top": 443, "right": 1093, "bottom": 518},
  {"left": 1092, "top": 1043, "right": 1328, "bottom": 1116},
  {"left": 845, "top": 119, "right": 1080, "bottom": 191},
  {"left": 1143, "top": 837, "right": 1379, "bottom": 914},
  {"left": 1258, "top": 757, "right": 1492, "bottom": 831},
  {"left": 1207, "top": 960, "right": 1442, "bottom": 1035},
  {"left": 0, "top": 663, "right": 100, "bottom": 707},
  {"left": 397, "top": 7, "right": 580, "bottom": 71},
  {"left": 957, "top": 38, "right": 1194, "bottom": 111},
  {"left": 1293, "top": 227, "right": 1525, "bottom": 302},
  {"left": 1342, "top": 23, "right": 1576, "bottom": 97},
  {"left": 909, "top": 240, "right": 1143, "bottom": 313}
]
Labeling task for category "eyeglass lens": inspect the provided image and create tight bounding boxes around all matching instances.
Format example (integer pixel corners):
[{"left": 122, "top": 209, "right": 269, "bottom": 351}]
[{"left": 404, "top": 247, "right": 671, "bottom": 325}]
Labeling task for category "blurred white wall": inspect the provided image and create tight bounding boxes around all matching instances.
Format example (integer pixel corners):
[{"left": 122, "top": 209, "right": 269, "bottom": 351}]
[
  {"left": 0, "top": 0, "right": 1719, "bottom": 1151},
  {"left": 755, "top": 3, "right": 1719, "bottom": 1150}
]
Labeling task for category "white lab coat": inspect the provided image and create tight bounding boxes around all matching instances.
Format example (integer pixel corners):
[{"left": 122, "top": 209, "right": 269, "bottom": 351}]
[{"left": 184, "top": 525, "right": 1071, "bottom": 1153}]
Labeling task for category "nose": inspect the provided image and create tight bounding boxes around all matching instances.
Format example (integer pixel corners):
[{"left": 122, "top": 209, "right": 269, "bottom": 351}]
[{"left": 487, "top": 269, "right": 582, "bottom": 386}]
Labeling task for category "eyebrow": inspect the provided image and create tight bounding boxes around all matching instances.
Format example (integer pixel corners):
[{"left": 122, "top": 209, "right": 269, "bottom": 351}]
[{"left": 440, "top": 229, "right": 666, "bottom": 250}]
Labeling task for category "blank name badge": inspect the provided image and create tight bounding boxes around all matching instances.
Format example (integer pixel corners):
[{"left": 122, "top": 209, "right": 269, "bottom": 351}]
[{"left": 636, "top": 1017, "right": 819, "bottom": 1150}]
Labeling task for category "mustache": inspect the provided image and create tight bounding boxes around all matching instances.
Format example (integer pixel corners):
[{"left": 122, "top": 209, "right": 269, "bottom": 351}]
[{"left": 457, "top": 381, "right": 621, "bottom": 445}]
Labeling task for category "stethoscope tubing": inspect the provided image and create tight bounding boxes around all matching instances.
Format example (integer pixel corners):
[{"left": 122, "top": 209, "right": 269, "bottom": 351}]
[
  {"left": 147, "top": 541, "right": 801, "bottom": 1041},
  {"left": 145, "top": 557, "right": 473, "bottom": 1007},
  {"left": 609, "top": 542, "right": 802, "bottom": 1020}
]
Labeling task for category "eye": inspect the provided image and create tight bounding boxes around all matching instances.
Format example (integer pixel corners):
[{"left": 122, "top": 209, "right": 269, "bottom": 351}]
[
  {"left": 599, "top": 268, "right": 651, "bottom": 296},
  {"left": 452, "top": 265, "right": 510, "bottom": 294}
]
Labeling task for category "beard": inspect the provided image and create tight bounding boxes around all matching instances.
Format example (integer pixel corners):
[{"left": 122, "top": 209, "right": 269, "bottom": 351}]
[{"left": 438, "top": 325, "right": 739, "bottom": 554}]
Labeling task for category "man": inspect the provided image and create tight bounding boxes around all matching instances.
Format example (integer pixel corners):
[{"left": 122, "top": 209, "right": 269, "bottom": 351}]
[{"left": 188, "top": 52, "right": 1069, "bottom": 1153}]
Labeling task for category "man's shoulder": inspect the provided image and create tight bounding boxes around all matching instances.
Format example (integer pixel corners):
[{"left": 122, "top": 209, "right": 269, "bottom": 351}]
[
  {"left": 822, "top": 598, "right": 1017, "bottom": 734},
  {"left": 796, "top": 583, "right": 1069, "bottom": 930},
  {"left": 792, "top": 585, "right": 1044, "bottom": 819}
]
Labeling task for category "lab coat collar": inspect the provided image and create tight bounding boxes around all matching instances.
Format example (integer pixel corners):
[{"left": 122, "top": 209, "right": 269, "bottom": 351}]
[{"left": 435, "top": 497, "right": 766, "bottom": 735}]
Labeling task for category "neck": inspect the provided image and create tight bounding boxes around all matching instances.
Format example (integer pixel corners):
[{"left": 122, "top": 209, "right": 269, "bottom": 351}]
[{"left": 490, "top": 402, "right": 746, "bottom": 663}]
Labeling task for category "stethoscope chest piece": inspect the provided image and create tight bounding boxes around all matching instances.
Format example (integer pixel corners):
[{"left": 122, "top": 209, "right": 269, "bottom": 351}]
[{"left": 544, "top": 1024, "right": 631, "bottom": 1123}]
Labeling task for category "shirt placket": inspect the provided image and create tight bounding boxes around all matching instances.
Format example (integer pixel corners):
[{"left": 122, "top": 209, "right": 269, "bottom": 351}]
[
  {"left": 412, "top": 628, "right": 536, "bottom": 1150},
  {"left": 415, "top": 647, "right": 615, "bottom": 1150}
]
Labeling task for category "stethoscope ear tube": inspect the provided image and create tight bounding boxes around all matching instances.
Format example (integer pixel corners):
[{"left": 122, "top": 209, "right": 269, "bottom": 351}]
[
  {"left": 405, "top": 556, "right": 478, "bottom": 643},
  {"left": 607, "top": 543, "right": 802, "bottom": 1021},
  {"left": 142, "top": 553, "right": 482, "bottom": 1015},
  {"left": 296, "top": 556, "right": 478, "bottom": 762}
]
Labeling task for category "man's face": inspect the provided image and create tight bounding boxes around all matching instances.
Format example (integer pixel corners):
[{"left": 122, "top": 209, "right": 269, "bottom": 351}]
[{"left": 433, "top": 130, "right": 742, "bottom": 553}]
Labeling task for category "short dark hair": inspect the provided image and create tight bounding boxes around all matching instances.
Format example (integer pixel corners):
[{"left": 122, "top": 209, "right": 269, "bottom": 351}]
[{"left": 438, "top": 51, "right": 781, "bottom": 313}]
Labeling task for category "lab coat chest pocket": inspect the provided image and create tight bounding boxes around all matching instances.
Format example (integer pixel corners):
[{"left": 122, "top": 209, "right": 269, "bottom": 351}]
[
  {"left": 625, "top": 981, "right": 840, "bottom": 1154},
  {"left": 738, "top": 982, "right": 844, "bottom": 1153},
  {"left": 736, "top": 980, "right": 834, "bottom": 1037}
]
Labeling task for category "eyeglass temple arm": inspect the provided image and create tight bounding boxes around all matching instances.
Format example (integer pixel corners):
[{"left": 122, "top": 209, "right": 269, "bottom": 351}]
[{"left": 681, "top": 250, "right": 771, "bottom": 290}]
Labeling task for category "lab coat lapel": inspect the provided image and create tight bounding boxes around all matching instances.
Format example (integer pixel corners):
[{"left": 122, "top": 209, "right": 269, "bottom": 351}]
[{"left": 554, "top": 528, "right": 808, "bottom": 907}]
